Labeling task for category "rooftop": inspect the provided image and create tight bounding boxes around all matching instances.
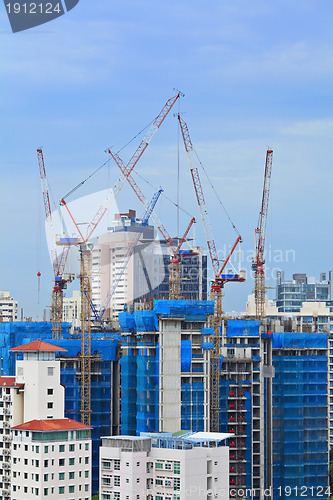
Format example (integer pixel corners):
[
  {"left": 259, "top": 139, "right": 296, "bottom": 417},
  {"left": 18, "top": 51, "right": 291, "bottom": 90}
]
[
  {"left": 12, "top": 418, "right": 91, "bottom": 431},
  {"left": 0, "top": 376, "right": 24, "bottom": 388},
  {"left": 10, "top": 340, "right": 67, "bottom": 353}
]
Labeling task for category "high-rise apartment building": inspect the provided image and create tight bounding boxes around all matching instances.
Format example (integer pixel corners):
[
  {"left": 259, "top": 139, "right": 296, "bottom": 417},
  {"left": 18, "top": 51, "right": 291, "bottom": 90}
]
[
  {"left": 119, "top": 300, "right": 214, "bottom": 436},
  {"left": 91, "top": 211, "right": 207, "bottom": 326},
  {"left": 99, "top": 432, "right": 230, "bottom": 500},
  {"left": 0, "top": 340, "right": 91, "bottom": 499}
]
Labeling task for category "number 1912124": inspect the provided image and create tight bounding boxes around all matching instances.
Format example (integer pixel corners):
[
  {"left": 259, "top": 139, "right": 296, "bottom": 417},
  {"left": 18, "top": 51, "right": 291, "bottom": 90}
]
[
  {"left": 6, "top": 3, "right": 62, "bottom": 14},
  {"left": 277, "top": 486, "right": 331, "bottom": 497}
]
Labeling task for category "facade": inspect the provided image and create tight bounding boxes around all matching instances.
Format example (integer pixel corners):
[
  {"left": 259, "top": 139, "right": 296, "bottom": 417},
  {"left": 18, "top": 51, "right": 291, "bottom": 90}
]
[
  {"left": 0, "top": 340, "right": 91, "bottom": 500},
  {"left": 63, "top": 290, "right": 81, "bottom": 328},
  {"left": 243, "top": 294, "right": 333, "bottom": 332},
  {"left": 11, "top": 419, "right": 91, "bottom": 500},
  {"left": 275, "top": 271, "right": 333, "bottom": 313},
  {"left": 0, "top": 291, "right": 18, "bottom": 322},
  {"left": 219, "top": 320, "right": 273, "bottom": 499},
  {"left": 99, "top": 432, "right": 230, "bottom": 500},
  {"left": 0, "top": 322, "right": 120, "bottom": 494},
  {"left": 91, "top": 211, "right": 207, "bottom": 326},
  {"left": 119, "top": 300, "right": 214, "bottom": 436},
  {"left": 272, "top": 332, "right": 329, "bottom": 499}
]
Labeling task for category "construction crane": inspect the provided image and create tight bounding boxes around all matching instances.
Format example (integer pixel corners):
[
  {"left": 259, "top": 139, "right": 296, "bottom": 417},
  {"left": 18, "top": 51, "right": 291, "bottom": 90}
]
[
  {"left": 58, "top": 92, "right": 181, "bottom": 425},
  {"left": 178, "top": 115, "right": 245, "bottom": 432},
  {"left": 252, "top": 149, "right": 273, "bottom": 320},
  {"left": 37, "top": 148, "right": 75, "bottom": 339},
  {"left": 109, "top": 148, "right": 195, "bottom": 299}
]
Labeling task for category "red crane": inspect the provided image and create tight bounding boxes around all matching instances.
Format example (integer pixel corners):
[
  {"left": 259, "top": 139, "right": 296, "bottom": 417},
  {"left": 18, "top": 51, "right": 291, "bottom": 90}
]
[
  {"left": 177, "top": 115, "right": 245, "bottom": 432},
  {"left": 37, "top": 148, "right": 74, "bottom": 339},
  {"left": 252, "top": 149, "right": 273, "bottom": 319},
  {"left": 108, "top": 148, "right": 195, "bottom": 299}
]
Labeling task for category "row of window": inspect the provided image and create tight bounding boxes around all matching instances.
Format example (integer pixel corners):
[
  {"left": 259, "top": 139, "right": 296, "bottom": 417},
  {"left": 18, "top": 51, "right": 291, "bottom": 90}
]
[
  {"left": 13, "top": 442, "right": 88, "bottom": 452},
  {"left": 13, "top": 456, "right": 89, "bottom": 467},
  {"left": 13, "top": 471, "right": 89, "bottom": 481},
  {"left": 12, "top": 485, "right": 89, "bottom": 495}
]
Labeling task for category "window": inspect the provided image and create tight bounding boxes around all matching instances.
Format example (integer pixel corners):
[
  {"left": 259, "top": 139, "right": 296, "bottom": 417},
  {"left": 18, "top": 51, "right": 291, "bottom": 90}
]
[
  {"left": 59, "top": 459, "right": 65, "bottom": 467},
  {"left": 165, "top": 462, "right": 172, "bottom": 470},
  {"left": 85, "top": 457, "right": 89, "bottom": 464},
  {"left": 44, "top": 446, "right": 48, "bottom": 453},
  {"left": 114, "top": 494, "right": 120, "bottom": 500},
  {"left": 126, "top": 478, "right": 129, "bottom": 483},
  {"left": 44, "top": 474, "right": 48, "bottom": 482},
  {"left": 85, "top": 443, "right": 89, "bottom": 450},
  {"left": 114, "top": 459, "right": 120, "bottom": 470},
  {"left": 44, "top": 460, "right": 48, "bottom": 467},
  {"left": 156, "top": 478, "right": 163, "bottom": 486},
  {"left": 47, "top": 402, "right": 53, "bottom": 409},
  {"left": 136, "top": 461, "right": 140, "bottom": 466},
  {"left": 36, "top": 446, "right": 39, "bottom": 453},
  {"left": 69, "top": 458, "right": 75, "bottom": 465},
  {"left": 126, "top": 462, "right": 129, "bottom": 467},
  {"left": 114, "top": 476, "right": 120, "bottom": 487},
  {"left": 44, "top": 489, "right": 48, "bottom": 496},
  {"left": 59, "top": 473, "right": 65, "bottom": 480},
  {"left": 25, "top": 445, "right": 28, "bottom": 451},
  {"left": 24, "top": 459, "right": 28, "bottom": 465},
  {"left": 35, "top": 488, "right": 39, "bottom": 495},
  {"left": 136, "top": 478, "right": 140, "bottom": 483},
  {"left": 69, "top": 472, "right": 75, "bottom": 479},
  {"left": 69, "top": 486, "right": 75, "bottom": 493},
  {"left": 155, "top": 462, "right": 163, "bottom": 469},
  {"left": 174, "top": 478, "right": 180, "bottom": 490},
  {"left": 47, "top": 389, "right": 53, "bottom": 395},
  {"left": 47, "top": 367, "right": 54, "bottom": 376},
  {"left": 85, "top": 471, "right": 89, "bottom": 478},
  {"left": 214, "top": 461, "right": 218, "bottom": 465},
  {"left": 36, "top": 460, "right": 39, "bottom": 467},
  {"left": 69, "top": 444, "right": 75, "bottom": 452},
  {"left": 59, "top": 445, "right": 65, "bottom": 452},
  {"left": 24, "top": 487, "right": 28, "bottom": 493},
  {"left": 59, "top": 486, "right": 65, "bottom": 494},
  {"left": 85, "top": 485, "right": 89, "bottom": 491},
  {"left": 174, "top": 461, "right": 180, "bottom": 474},
  {"left": 35, "top": 474, "right": 39, "bottom": 481}
]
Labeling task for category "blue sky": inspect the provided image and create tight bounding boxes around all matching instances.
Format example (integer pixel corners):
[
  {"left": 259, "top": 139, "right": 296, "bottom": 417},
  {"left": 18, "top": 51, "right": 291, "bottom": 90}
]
[{"left": 1, "top": 0, "right": 332, "bottom": 319}]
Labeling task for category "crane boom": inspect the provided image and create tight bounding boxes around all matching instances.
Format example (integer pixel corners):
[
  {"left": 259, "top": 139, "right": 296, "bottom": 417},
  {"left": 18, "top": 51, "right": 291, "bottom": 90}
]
[
  {"left": 253, "top": 149, "right": 273, "bottom": 319},
  {"left": 178, "top": 114, "right": 245, "bottom": 433}
]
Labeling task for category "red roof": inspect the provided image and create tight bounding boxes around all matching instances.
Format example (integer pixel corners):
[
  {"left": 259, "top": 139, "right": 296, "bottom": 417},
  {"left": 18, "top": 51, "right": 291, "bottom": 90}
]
[
  {"left": 0, "top": 376, "right": 24, "bottom": 388},
  {"left": 10, "top": 341, "right": 67, "bottom": 352},
  {"left": 12, "top": 418, "right": 91, "bottom": 431}
]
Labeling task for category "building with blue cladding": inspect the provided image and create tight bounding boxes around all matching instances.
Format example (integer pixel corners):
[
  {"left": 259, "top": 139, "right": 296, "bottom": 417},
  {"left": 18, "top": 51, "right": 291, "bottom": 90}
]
[
  {"left": 272, "top": 332, "right": 329, "bottom": 499},
  {"left": 119, "top": 300, "right": 214, "bottom": 436},
  {"left": 0, "top": 321, "right": 121, "bottom": 495}
]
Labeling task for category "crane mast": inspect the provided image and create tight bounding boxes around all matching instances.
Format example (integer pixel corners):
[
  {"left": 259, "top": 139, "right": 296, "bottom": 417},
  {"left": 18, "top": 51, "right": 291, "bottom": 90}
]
[
  {"left": 252, "top": 149, "right": 273, "bottom": 320},
  {"left": 37, "top": 149, "right": 73, "bottom": 339},
  {"left": 178, "top": 114, "right": 245, "bottom": 432}
]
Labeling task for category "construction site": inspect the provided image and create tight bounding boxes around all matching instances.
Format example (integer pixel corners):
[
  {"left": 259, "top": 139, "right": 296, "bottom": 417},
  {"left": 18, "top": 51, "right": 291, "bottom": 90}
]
[{"left": 0, "top": 93, "right": 330, "bottom": 499}]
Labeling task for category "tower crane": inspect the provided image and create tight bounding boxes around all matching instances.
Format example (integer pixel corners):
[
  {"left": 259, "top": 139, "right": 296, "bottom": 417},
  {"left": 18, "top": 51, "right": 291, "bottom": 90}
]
[
  {"left": 109, "top": 149, "right": 195, "bottom": 299},
  {"left": 37, "top": 148, "right": 75, "bottom": 339},
  {"left": 252, "top": 149, "right": 273, "bottom": 320},
  {"left": 58, "top": 92, "right": 181, "bottom": 425},
  {"left": 177, "top": 115, "right": 245, "bottom": 432}
]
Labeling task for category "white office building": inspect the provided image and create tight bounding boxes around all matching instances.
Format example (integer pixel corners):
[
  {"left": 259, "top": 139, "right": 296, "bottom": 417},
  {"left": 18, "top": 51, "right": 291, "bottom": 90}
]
[
  {"left": 99, "top": 432, "right": 231, "bottom": 500},
  {"left": 0, "top": 340, "right": 91, "bottom": 500}
]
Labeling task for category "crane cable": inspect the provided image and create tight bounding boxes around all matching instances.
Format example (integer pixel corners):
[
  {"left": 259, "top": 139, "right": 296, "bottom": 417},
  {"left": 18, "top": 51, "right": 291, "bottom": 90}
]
[{"left": 193, "top": 148, "right": 241, "bottom": 237}]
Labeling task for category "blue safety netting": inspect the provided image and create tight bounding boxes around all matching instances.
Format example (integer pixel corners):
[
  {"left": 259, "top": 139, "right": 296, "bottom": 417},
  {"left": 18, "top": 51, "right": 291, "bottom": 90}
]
[
  {"left": 153, "top": 299, "right": 214, "bottom": 320},
  {"left": 181, "top": 340, "right": 191, "bottom": 372},
  {"left": 272, "top": 332, "right": 327, "bottom": 349},
  {"left": 226, "top": 319, "right": 260, "bottom": 337},
  {"left": 272, "top": 353, "right": 328, "bottom": 498}
]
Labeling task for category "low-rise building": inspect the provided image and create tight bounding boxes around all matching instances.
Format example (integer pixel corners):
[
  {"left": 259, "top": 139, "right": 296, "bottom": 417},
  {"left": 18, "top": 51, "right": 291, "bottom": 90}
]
[
  {"left": 99, "top": 432, "right": 230, "bottom": 500},
  {"left": 0, "top": 291, "right": 18, "bottom": 322}
]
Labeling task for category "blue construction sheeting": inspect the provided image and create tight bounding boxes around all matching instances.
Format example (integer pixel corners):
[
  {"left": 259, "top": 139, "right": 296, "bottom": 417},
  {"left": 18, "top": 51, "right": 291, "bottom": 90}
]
[
  {"left": 272, "top": 332, "right": 327, "bottom": 349},
  {"left": 133, "top": 310, "right": 159, "bottom": 332},
  {"left": 201, "top": 342, "right": 214, "bottom": 349},
  {"left": 181, "top": 340, "right": 191, "bottom": 372},
  {"left": 118, "top": 312, "right": 136, "bottom": 332},
  {"left": 202, "top": 327, "right": 214, "bottom": 337},
  {"left": 153, "top": 299, "right": 214, "bottom": 319},
  {"left": 226, "top": 319, "right": 259, "bottom": 337}
]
